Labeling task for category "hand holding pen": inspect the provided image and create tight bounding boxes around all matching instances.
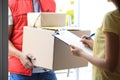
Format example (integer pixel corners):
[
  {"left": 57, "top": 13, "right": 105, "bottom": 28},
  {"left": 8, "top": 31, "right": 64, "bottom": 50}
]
[
  {"left": 85, "top": 33, "right": 95, "bottom": 39},
  {"left": 70, "top": 33, "right": 95, "bottom": 57},
  {"left": 81, "top": 33, "right": 95, "bottom": 50}
]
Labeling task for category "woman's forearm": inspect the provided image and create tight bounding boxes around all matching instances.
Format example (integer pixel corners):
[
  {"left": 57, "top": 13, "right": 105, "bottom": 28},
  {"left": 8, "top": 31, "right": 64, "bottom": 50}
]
[{"left": 81, "top": 51, "right": 116, "bottom": 73}]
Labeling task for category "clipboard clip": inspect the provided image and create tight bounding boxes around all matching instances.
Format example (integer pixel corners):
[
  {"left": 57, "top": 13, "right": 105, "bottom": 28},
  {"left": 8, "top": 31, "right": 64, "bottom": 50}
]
[
  {"left": 54, "top": 27, "right": 68, "bottom": 35},
  {"left": 58, "top": 27, "right": 68, "bottom": 32},
  {"left": 54, "top": 31, "right": 60, "bottom": 35}
]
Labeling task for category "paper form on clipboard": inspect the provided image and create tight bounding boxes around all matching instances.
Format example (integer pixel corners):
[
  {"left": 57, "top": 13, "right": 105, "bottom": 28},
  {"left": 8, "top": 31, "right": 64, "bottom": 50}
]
[{"left": 52, "top": 30, "right": 92, "bottom": 55}]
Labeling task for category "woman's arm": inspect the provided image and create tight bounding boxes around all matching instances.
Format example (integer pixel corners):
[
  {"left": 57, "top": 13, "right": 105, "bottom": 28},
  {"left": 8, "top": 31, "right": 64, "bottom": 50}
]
[{"left": 70, "top": 32, "right": 119, "bottom": 73}]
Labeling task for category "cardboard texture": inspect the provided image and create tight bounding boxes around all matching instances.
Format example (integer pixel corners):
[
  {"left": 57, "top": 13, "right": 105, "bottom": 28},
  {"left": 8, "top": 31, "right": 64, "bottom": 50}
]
[
  {"left": 22, "top": 27, "right": 90, "bottom": 70},
  {"left": 27, "top": 12, "right": 66, "bottom": 28}
]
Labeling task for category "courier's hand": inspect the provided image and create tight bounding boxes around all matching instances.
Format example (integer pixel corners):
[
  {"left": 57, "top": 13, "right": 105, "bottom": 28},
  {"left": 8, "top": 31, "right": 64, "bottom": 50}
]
[
  {"left": 81, "top": 35, "right": 94, "bottom": 50},
  {"left": 33, "top": 66, "right": 50, "bottom": 71},
  {"left": 18, "top": 52, "right": 35, "bottom": 68},
  {"left": 70, "top": 45, "right": 84, "bottom": 57}
]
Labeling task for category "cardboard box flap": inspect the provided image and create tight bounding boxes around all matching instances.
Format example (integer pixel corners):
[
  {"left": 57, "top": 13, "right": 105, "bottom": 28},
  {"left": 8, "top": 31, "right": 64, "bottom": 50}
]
[{"left": 27, "top": 12, "right": 66, "bottom": 27}]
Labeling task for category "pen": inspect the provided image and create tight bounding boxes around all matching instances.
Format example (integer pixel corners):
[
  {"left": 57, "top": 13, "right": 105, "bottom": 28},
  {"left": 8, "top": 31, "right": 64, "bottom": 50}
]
[{"left": 86, "top": 33, "right": 95, "bottom": 39}]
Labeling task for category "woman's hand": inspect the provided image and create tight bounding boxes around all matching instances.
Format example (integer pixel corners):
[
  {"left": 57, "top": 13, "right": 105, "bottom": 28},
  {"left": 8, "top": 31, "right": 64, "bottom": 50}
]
[
  {"left": 70, "top": 45, "right": 84, "bottom": 57},
  {"left": 81, "top": 35, "right": 94, "bottom": 50}
]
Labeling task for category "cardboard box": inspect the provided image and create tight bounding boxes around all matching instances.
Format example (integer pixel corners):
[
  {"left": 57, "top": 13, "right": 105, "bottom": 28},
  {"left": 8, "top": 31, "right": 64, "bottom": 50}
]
[
  {"left": 27, "top": 12, "right": 66, "bottom": 28},
  {"left": 22, "top": 27, "right": 90, "bottom": 70}
]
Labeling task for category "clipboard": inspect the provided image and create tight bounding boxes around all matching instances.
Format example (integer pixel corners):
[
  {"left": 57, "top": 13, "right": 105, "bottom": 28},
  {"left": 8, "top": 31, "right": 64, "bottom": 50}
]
[{"left": 52, "top": 30, "right": 92, "bottom": 55}]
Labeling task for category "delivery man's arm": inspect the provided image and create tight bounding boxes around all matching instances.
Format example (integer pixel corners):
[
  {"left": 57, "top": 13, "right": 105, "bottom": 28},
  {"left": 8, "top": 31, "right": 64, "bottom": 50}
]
[
  {"left": 8, "top": 25, "right": 34, "bottom": 69},
  {"left": 8, "top": 7, "right": 34, "bottom": 68}
]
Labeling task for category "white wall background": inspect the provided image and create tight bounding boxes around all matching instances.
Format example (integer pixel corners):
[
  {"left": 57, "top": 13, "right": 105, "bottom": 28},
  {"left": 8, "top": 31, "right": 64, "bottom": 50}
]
[{"left": 74, "top": 0, "right": 115, "bottom": 32}]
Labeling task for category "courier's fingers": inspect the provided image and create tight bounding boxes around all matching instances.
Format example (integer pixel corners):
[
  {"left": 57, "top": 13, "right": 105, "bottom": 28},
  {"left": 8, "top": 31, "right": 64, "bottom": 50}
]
[{"left": 25, "top": 59, "right": 34, "bottom": 68}]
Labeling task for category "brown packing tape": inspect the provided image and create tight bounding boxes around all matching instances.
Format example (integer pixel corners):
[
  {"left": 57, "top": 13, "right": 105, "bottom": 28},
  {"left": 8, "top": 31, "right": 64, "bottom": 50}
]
[{"left": 40, "top": 26, "right": 80, "bottom": 31}]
